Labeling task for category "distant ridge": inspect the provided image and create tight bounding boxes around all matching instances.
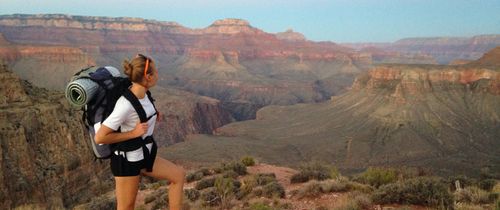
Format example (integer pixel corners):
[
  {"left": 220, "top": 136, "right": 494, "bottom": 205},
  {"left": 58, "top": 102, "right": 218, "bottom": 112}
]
[{"left": 163, "top": 48, "right": 500, "bottom": 176}]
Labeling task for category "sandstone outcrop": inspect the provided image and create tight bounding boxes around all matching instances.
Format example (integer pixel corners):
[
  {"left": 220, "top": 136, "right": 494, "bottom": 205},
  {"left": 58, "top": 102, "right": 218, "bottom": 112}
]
[
  {"left": 0, "top": 63, "right": 110, "bottom": 209},
  {"left": 276, "top": 29, "right": 306, "bottom": 42}
]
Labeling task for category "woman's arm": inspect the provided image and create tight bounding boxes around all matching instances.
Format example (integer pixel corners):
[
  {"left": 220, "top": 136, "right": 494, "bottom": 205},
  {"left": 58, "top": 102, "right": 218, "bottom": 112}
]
[{"left": 95, "top": 122, "right": 148, "bottom": 144}]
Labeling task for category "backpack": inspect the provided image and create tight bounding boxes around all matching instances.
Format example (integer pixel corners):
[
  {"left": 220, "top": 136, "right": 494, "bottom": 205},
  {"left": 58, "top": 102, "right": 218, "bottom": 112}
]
[{"left": 66, "top": 66, "right": 157, "bottom": 159}]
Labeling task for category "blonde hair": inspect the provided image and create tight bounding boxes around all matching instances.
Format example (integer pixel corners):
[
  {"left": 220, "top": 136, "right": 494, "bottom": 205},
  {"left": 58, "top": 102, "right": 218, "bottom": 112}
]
[{"left": 122, "top": 55, "right": 155, "bottom": 83}]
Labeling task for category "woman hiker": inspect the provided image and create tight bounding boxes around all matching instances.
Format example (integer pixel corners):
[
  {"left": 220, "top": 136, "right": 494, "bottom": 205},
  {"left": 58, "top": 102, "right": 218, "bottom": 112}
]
[{"left": 95, "top": 54, "right": 185, "bottom": 210}]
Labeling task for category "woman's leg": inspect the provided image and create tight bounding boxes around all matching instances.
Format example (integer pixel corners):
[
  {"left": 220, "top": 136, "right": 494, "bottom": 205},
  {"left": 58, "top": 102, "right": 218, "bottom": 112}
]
[
  {"left": 141, "top": 157, "right": 186, "bottom": 210},
  {"left": 114, "top": 176, "right": 140, "bottom": 210}
]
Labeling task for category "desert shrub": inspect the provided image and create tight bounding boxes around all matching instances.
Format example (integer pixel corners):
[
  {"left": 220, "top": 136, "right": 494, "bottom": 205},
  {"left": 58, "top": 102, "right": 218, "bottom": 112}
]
[
  {"left": 478, "top": 179, "right": 496, "bottom": 191},
  {"left": 223, "top": 170, "right": 240, "bottom": 179},
  {"left": 184, "top": 188, "right": 200, "bottom": 202},
  {"left": 148, "top": 189, "right": 168, "bottom": 210},
  {"left": 237, "top": 176, "right": 258, "bottom": 200},
  {"left": 221, "top": 161, "right": 247, "bottom": 176},
  {"left": 447, "top": 175, "right": 475, "bottom": 191},
  {"left": 87, "top": 196, "right": 116, "bottom": 210},
  {"left": 493, "top": 182, "right": 500, "bottom": 195},
  {"left": 252, "top": 187, "right": 263, "bottom": 197},
  {"left": 213, "top": 166, "right": 223, "bottom": 174},
  {"left": 372, "top": 177, "right": 453, "bottom": 208},
  {"left": 145, "top": 189, "right": 167, "bottom": 205},
  {"left": 215, "top": 177, "right": 235, "bottom": 209},
  {"left": 346, "top": 181, "right": 374, "bottom": 193},
  {"left": 196, "top": 177, "right": 216, "bottom": 190},
  {"left": 186, "top": 171, "right": 204, "bottom": 183},
  {"left": 496, "top": 199, "right": 500, "bottom": 210},
  {"left": 290, "top": 172, "right": 310, "bottom": 183},
  {"left": 454, "top": 186, "right": 490, "bottom": 204},
  {"left": 201, "top": 188, "right": 221, "bottom": 207},
  {"left": 357, "top": 167, "right": 397, "bottom": 188},
  {"left": 296, "top": 181, "right": 323, "bottom": 198},
  {"left": 290, "top": 162, "right": 338, "bottom": 183},
  {"left": 241, "top": 156, "right": 256, "bottom": 166},
  {"left": 321, "top": 179, "right": 349, "bottom": 193},
  {"left": 396, "top": 167, "right": 431, "bottom": 179},
  {"left": 255, "top": 173, "right": 277, "bottom": 186},
  {"left": 295, "top": 179, "right": 355, "bottom": 199},
  {"left": 455, "top": 203, "right": 487, "bottom": 210},
  {"left": 262, "top": 182, "right": 285, "bottom": 198},
  {"left": 353, "top": 192, "right": 373, "bottom": 209},
  {"left": 148, "top": 181, "right": 164, "bottom": 190},
  {"left": 333, "top": 201, "right": 358, "bottom": 210},
  {"left": 198, "top": 168, "right": 212, "bottom": 176}
]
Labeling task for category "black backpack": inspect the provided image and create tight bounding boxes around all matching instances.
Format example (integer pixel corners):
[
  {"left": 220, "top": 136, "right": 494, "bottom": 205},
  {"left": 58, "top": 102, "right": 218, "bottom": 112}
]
[{"left": 70, "top": 66, "right": 156, "bottom": 159}]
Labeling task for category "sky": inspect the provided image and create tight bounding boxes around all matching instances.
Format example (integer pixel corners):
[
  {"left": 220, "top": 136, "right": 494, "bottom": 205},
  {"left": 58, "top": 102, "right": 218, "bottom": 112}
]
[{"left": 0, "top": 0, "right": 499, "bottom": 43}]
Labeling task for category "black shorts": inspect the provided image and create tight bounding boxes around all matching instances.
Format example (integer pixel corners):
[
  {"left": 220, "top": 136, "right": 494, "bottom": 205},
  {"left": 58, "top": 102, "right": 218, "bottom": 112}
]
[{"left": 110, "top": 140, "right": 157, "bottom": 177}]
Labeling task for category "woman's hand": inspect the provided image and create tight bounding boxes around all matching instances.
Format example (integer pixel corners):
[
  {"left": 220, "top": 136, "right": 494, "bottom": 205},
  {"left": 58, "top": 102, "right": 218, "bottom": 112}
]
[{"left": 133, "top": 122, "right": 149, "bottom": 137}]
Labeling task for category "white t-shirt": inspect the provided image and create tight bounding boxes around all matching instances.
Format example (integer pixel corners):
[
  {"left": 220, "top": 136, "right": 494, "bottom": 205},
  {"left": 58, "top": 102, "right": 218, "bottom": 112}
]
[{"left": 94, "top": 94, "right": 157, "bottom": 162}]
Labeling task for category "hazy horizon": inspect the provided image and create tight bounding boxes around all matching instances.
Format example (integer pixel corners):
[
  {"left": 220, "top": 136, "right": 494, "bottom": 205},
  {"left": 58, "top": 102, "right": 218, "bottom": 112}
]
[{"left": 0, "top": 0, "right": 499, "bottom": 43}]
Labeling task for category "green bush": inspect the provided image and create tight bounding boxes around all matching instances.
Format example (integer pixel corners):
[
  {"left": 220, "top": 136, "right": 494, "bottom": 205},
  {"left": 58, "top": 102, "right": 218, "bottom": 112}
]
[
  {"left": 223, "top": 170, "right": 240, "bottom": 179},
  {"left": 496, "top": 198, "right": 500, "bottom": 210},
  {"left": 350, "top": 191, "right": 372, "bottom": 209},
  {"left": 148, "top": 189, "right": 168, "bottom": 210},
  {"left": 297, "top": 181, "right": 323, "bottom": 198},
  {"left": 195, "top": 177, "right": 216, "bottom": 190},
  {"left": 201, "top": 188, "right": 221, "bottom": 207},
  {"left": 321, "top": 179, "right": 349, "bottom": 193},
  {"left": 447, "top": 175, "right": 475, "bottom": 191},
  {"left": 215, "top": 177, "right": 235, "bottom": 209},
  {"left": 290, "top": 162, "right": 338, "bottom": 183},
  {"left": 221, "top": 161, "right": 247, "bottom": 176},
  {"left": 252, "top": 187, "right": 263, "bottom": 197},
  {"left": 372, "top": 177, "right": 453, "bottom": 208},
  {"left": 238, "top": 176, "right": 258, "bottom": 199},
  {"left": 186, "top": 171, "right": 204, "bottom": 183},
  {"left": 184, "top": 188, "right": 200, "bottom": 202},
  {"left": 479, "top": 179, "right": 496, "bottom": 191},
  {"left": 295, "top": 179, "right": 354, "bottom": 199},
  {"left": 396, "top": 167, "right": 431, "bottom": 179},
  {"left": 262, "top": 182, "right": 286, "bottom": 198},
  {"left": 255, "top": 173, "right": 277, "bottom": 186},
  {"left": 454, "top": 186, "right": 490, "bottom": 204},
  {"left": 333, "top": 191, "right": 372, "bottom": 210},
  {"left": 358, "top": 167, "right": 397, "bottom": 188},
  {"left": 241, "top": 156, "right": 256, "bottom": 166},
  {"left": 198, "top": 168, "right": 212, "bottom": 176}
]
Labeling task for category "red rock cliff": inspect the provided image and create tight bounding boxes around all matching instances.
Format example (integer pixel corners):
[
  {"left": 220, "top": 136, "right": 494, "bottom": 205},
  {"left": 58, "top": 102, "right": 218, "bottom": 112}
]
[{"left": 0, "top": 63, "right": 110, "bottom": 209}]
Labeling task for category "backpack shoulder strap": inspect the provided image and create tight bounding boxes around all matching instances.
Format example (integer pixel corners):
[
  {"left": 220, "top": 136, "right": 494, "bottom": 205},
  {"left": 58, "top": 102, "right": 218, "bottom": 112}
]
[
  {"left": 122, "top": 89, "right": 148, "bottom": 123},
  {"left": 146, "top": 90, "right": 157, "bottom": 112}
]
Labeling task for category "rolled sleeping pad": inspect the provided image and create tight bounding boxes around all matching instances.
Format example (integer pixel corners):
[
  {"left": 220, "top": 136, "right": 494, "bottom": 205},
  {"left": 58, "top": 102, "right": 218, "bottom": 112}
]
[
  {"left": 65, "top": 66, "right": 121, "bottom": 108},
  {"left": 65, "top": 78, "right": 99, "bottom": 107}
]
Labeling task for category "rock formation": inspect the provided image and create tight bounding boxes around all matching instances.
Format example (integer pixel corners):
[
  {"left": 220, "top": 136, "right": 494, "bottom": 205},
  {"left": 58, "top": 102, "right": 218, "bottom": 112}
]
[
  {"left": 0, "top": 61, "right": 234, "bottom": 208},
  {"left": 163, "top": 48, "right": 500, "bottom": 176},
  {"left": 0, "top": 63, "right": 110, "bottom": 209},
  {"left": 345, "top": 35, "right": 500, "bottom": 64},
  {"left": 0, "top": 14, "right": 367, "bottom": 120},
  {"left": 276, "top": 29, "right": 306, "bottom": 42}
]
